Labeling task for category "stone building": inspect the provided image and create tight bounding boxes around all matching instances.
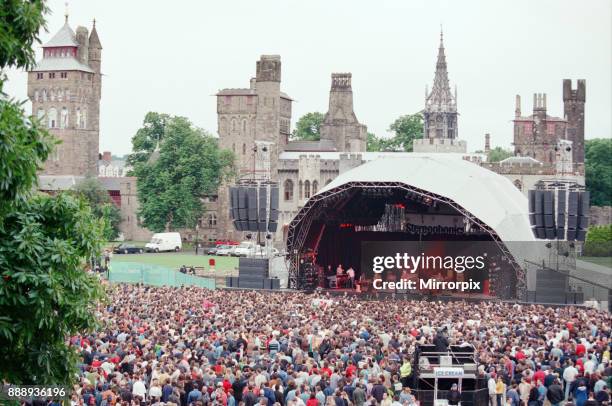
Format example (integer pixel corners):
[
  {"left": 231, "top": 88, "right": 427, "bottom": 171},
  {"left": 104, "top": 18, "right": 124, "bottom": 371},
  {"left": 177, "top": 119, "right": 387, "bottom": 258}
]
[
  {"left": 31, "top": 17, "right": 151, "bottom": 242},
  {"left": 414, "top": 31, "right": 466, "bottom": 153},
  {"left": 512, "top": 80, "right": 585, "bottom": 169},
  {"left": 28, "top": 16, "right": 101, "bottom": 177},
  {"left": 215, "top": 55, "right": 293, "bottom": 239},
  {"left": 319, "top": 73, "right": 367, "bottom": 152}
]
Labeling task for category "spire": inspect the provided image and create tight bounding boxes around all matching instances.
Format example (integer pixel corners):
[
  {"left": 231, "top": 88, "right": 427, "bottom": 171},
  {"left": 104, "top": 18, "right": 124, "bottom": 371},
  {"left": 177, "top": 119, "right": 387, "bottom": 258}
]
[
  {"left": 89, "top": 19, "right": 102, "bottom": 49},
  {"left": 64, "top": 2, "right": 69, "bottom": 23},
  {"left": 426, "top": 29, "right": 455, "bottom": 109}
]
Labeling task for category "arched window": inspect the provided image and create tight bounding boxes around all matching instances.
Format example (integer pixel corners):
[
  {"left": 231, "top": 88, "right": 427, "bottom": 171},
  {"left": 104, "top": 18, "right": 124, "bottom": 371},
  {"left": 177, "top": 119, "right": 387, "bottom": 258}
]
[
  {"left": 304, "top": 180, "right": 311, "bottom": 199},
  {"left": 34, "top": 90, "right": 39, "bottom": 101},
  {"left": 513, "top": 179, "right": 523, "bottom": 191},
  {"left": 60, "top": 107, "right": 68, "bottom": 128},
  {"left": 48, "top": 107, "right": 57, "bottom": 128},
  {"left": 208, "top": 213, "right": 217, "bottom": 227},
  {"left": 50, "top": 89, "right": 55, "bottom": 101},
  {"left": 299, "top": 181, "right": 303, "bottom": 200},
  {"left": 242, "top": 120, "right": 247, "bottom": 133},
  {"left": 312, "top": 180, "right": 318, "bottom": 195},
  {"left": 284, "top": 179, "right": 294, "bottom": 201},
  {"left": 242, "top": 143, "right": 246, "bottom": 155},
  {"left": 76, "top": 108, "right": 81, "bottom": 128},
  {"left": 37, "top": 108, "right": 44, "bottom": 121},
  {"left": 82, "top": 109, "right": 87, "bottom": 129},
  {"left": 42, "top": 89, "right": 47, "bottom": 101},
  {"left": 231, "top": 119, "right": 237, "bottom": 132}
]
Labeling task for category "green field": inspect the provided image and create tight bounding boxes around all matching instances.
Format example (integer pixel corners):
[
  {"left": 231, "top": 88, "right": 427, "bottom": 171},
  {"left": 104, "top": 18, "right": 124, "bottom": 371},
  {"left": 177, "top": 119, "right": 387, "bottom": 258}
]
[
  {"left": 111, "top": 252, "right": 238, "bottom": 271},
  {"left": 580, "top": 256, "right": 612, "bottom": 268}
]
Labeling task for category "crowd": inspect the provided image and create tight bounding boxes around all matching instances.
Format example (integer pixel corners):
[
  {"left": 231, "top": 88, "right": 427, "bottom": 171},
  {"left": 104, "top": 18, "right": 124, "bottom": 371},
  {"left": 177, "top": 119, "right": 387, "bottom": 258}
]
[{"left": 67, "top": 284, "right": 611, "bottom": 406}]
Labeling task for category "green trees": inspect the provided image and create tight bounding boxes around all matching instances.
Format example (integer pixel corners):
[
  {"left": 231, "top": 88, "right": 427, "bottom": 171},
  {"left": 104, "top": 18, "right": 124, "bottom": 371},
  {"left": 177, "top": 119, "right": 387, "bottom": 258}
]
[
  {"left": 583, "top": 224, "right": 612, "bottom": 257},
  {"left": 291, "top": 112, "right": 325, "bottom": 141},
  {"left": 72, "top": 177, "right": 122, "bottom": 241},
  {"left": 367, "top": 113, "right": 424, "bottom": 152},
  {"left": 0, "top": 0, "right": 106, "bottom": 384},
  {"left": 585, "top": 138, "right": 612, "bottom": 207},
  {"left": 487, "top": 147, "right": 514, "bottom": 163},
  {"left": 128, "top": 114, "right": 235, "bottom": 232}
]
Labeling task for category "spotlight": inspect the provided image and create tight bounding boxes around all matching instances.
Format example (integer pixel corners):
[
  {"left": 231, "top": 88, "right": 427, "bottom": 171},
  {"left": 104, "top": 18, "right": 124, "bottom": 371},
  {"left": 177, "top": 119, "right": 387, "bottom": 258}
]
[
  {"left": 265, "top": 233, "right": 272, "bottom": 240},
  {"left": 246, "top": 233, "right": 253, "bottom": 240}
]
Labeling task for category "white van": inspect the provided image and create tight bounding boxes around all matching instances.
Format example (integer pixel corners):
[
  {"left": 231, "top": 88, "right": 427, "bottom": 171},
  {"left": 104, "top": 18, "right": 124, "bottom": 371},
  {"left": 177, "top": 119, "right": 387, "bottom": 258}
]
[
  {"left": 145, "top": 232, "right": 182, "bottom": 253},
  {"left": 231, "top": 241, "right": 259, "bottom": 257}
]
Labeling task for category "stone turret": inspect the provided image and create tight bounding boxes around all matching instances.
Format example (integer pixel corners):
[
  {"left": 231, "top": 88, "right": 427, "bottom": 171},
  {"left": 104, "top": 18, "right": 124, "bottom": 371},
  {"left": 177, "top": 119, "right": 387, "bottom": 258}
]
[{"left": 320, "top": 73, "right": 367, "bottom": 152}]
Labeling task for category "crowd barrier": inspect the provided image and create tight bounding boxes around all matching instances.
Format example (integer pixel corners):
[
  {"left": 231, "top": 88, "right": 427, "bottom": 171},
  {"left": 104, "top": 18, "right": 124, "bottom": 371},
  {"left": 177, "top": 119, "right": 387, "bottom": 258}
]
[{"left": 108, "top": 262, "right": 216, "bottom": 289}]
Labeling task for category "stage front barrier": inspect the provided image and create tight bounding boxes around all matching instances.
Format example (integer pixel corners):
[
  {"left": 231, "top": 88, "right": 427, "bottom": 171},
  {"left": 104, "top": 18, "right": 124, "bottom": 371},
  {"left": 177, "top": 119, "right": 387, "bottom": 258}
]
[
  {"left": 413, "top": 388, "right": 488, "bottom": 406},
  {"left": 109, "top": 262, "right": 215, "bottom": 289}
]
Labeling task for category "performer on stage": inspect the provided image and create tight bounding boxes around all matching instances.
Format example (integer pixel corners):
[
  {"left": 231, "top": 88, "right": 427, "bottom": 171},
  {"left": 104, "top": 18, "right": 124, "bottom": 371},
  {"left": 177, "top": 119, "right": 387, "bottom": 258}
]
[{"left": 347, "top": 266, "right": 355, "bottom": 289}]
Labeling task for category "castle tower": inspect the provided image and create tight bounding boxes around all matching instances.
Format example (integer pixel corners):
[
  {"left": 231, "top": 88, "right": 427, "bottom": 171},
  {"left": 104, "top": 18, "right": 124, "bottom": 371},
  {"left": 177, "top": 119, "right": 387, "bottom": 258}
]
[
  {"left": 215, "top": 55, "right": 292, "bottom": 239},
  {"left": 484, "top": 133, "right": 491, "bottom": 154},
  {"left": 563, "top": 79, "right": 586, "bottom": 165},
  {"left": 423, "top": 30, "right": 458, "bottom": 140},
  {"left": 320, "top": 73, "right": 367, "bottom": 152},
  {"left": 27, "top": 16, "right": 101, "bottom": 177}
]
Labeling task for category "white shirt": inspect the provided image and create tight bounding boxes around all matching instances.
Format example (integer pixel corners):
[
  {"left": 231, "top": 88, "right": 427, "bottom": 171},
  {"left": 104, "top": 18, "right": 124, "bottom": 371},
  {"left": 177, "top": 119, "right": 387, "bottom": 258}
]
[
  {"left": 149, "top": 385, "right": 162, "bottom": 399},
  {"left": 563, "top": 366, "right": 578, "bottom": 383},
  {"left": 132, "top": 380, "right": 147, "bottom": 399}
]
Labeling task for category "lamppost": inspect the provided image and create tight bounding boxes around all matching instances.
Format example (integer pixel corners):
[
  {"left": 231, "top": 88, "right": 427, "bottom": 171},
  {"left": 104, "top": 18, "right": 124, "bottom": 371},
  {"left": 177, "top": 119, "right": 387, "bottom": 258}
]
[{"left": 195, "top": 223, "right": 200, "bottom": 255}]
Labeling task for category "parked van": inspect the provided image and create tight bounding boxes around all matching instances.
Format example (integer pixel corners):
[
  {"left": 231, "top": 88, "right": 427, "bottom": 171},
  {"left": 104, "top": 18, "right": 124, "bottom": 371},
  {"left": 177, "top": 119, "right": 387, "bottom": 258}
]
[
  {"left": 145, "top": 232, "right": 182, "bottom": 253},
  {"left": 231, "top": 241, "right": 259, "bottom": 257}
]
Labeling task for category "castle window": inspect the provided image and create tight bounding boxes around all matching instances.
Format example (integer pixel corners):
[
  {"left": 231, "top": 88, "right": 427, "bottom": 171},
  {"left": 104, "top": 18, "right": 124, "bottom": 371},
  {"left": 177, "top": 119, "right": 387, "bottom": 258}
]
[
  {"left": 242, "top": 143, "right": 246, "bottom": 155},
  {"left": 242, "top": 120, "right": 247, "bottom": 133},
  {"left": 42, "top": 89, "right": 47, "bottom": 101},
  {"left": 232, "top": 143, "right": 235, "bottom": 153},
  {"left": 82, "top": 109, "right": 87, "bottom": 129},
  {"left": 60, "top": 72, "right": 67, "bottom": 79},
  {"left": 76, "top": 108, "right": 81, "bottom": 128},
  {"left": 208, "top": 213, "right": 217, "bottom": 227},
  {"left": 34, "top": 90, "right": 39, "bottom": 101},
  {"left": 284, "top": 179, "right": 294, "bottom": 201},
  {"left": 231, "top": 119, "right": 237, "bottom": 132},
  {"left": 312, "top": 180, "right": 318, "bottom": 195},
  {"left": 49, "top": 72, "right": 55, "bottom": 79},
  {"left": 48, "top": 107, "right": 57, "bottom": 128},
  {"left": 299, "top": 181, "right": 303, "bottom": 200},
  {"left": 60, "top": 107, "right": 68, "bottom": 129},
  {"left": 37, "top": 108, "right": 44, "bottom": 121},
  {"left": 304, "top": 180, "right": 311, "bottom": 199},
  {"left": 36, "top": 73, "right": 43, "bottom": 80}
]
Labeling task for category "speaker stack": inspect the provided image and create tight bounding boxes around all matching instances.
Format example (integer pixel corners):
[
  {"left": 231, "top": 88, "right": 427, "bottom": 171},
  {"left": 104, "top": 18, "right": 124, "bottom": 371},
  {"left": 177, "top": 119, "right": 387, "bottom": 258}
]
[
  {"left": 528, "top": 183, "right": 589, "bottom": 241},
  {"left": 229, "top": 183, "right": 279, "bottom": 233},
  {"left": 225, "top": 257, "right": 281, "bottom": 290}
]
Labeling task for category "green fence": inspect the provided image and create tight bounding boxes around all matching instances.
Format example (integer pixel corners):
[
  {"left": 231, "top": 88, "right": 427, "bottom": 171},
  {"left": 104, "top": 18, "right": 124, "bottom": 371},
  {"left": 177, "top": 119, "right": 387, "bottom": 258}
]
[{"left": 108, "top": 262, "right": 216, "bottom": 289}]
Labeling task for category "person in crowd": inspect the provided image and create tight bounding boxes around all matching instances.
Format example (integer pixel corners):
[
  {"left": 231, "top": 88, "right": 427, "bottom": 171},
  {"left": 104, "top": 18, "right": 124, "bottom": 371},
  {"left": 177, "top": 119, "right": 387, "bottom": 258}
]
[{"left": 64, "top": 284, "right": 610, "bottom": 406}]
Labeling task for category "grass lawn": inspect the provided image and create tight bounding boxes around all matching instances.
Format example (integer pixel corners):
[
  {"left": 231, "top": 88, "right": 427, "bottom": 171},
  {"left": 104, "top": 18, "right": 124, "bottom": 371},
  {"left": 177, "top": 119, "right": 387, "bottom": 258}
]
[
  {"left": 112, "top": 252, "right": 238, "bottom": 271},
  {"left": 580, "top": 256, "right": 612, "bottom": 268}
]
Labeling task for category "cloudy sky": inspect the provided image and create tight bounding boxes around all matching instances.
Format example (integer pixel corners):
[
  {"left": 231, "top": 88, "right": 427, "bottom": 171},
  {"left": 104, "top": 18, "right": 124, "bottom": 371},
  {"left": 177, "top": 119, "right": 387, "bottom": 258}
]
[{"left": 4, "top": 0, "right": 611, "bottom": 156}]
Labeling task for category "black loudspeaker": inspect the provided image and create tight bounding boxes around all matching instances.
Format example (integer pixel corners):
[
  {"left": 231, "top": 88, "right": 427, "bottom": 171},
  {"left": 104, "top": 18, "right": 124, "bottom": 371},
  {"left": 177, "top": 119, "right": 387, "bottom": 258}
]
[
  {"left": 534, "top": 191, "right": 544, "bottom": 214},
  {"left": 535, "top": 214, "right": 544, "bottom": 228},
  {"left": 535, "top": 228, "right": 545, "bottom": 239},
  {"left": 576, "top": 229, "right": 587, "bottom": 241},
  {"left": 248, "top": 208, "right": 258, "bottom": 222},
  {"left": 528, "top": 190, "right": 536, "bottom": 213},
  {"left": 271, "top": 278, "right": 280, "bottom": 290},
  {"left": 556, "top": 227, "right": 565, "bottom": 239},
  {"left": 269, "top": 209, "right": 279, "bottom": 222},
  {"left": 544, "top": 214, "right": 554, "bottom": 228},
  {"left": 268, "top": 221, "right": 278, "bottom": 232},
  {"left": 258, "top": 187, "right": 267, "bottom": 208},
  {"left": 557, "top": 190, "right": 566, "bottom": 214},
  {"left": 543, "top": 191, "right": 554, "bottom": 215},
  {"left": 579, "top": 191, "right": 589, "bottom": 216},
  {"left": 568, "top": 192, "right": 579, "bottom": 216},
  {"left": 545, "top": 229, "right": 556, "bottom": 239},
  {"left": 567, "top": 216, "right": 578, "bottom": 229},
  {"left": 237, "top": 221, "right": 248, "bottom": 230},
  {"left": 257, "top": 221, "right": 267, "bottom": 232},
  {"left": 567, "top": 229, "right": 576, "bottom": 241},
  {"left": 557, "top": 214, "right": 565, "bottom": 226},
  {"left": 225, "top": 277, "right": 233, "bottom": 287},
  {"left": 270, "top": 186, "right": 279, "bottom": 210}
]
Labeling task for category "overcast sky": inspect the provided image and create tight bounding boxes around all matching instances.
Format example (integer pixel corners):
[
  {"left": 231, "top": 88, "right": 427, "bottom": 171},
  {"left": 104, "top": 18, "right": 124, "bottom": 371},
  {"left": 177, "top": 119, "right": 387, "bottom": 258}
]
[{"left": 4, "top": 0, "right": 611, "bottom": 156}]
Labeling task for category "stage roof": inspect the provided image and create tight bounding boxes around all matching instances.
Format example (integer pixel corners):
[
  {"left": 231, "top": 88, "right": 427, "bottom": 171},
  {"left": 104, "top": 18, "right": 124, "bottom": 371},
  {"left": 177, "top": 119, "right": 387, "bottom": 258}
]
[{"left": 318, "top": 155, "right": 534, "bottom": 242}]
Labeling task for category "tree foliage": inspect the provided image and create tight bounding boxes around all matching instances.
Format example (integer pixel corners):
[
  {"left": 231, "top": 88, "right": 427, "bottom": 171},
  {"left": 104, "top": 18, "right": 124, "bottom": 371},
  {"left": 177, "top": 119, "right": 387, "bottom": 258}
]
[
  {"left": 585, "top": 138, "right": 612, "bottom": 207},
  {"left": 367, "top": 113, "right": 424, "bottom": 152},
  {"left": 72, "top": 177, "right": 122, "bottom": 241},
  {"left": 487, "top": 146, "right": 514, "bottom": 163},
  {"left": 130, "top": 114, "right": 235, "bottom": 232},
  {"left": 583, "top": 224, "right": 612, "bottom": 257},
  {"left": 125, "top": 112, "right": 170, "bottom": 169},
  {"left": 0, "top": 0, "right": 106, "bottom": 385},
  {"left": 0, "top": 0, "right": 48, "bottom": 73},
  {"left": 291, "top": 112, "right": 324, "bottom": 141}
]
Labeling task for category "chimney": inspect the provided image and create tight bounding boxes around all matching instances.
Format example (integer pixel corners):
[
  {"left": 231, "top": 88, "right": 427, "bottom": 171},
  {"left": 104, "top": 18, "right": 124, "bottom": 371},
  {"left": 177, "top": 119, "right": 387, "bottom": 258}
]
[
  {"left": 102, "top": 151, "right": 112, "bottom": 161},
  {"left": 484, "top": 133, "right": 491, "bottom": 153},
  {"left": 515, "top": 95, "right": 521, "bottom": 117},
  {"left": 249, "top": 77, "right": 256, "bottom": 90}
]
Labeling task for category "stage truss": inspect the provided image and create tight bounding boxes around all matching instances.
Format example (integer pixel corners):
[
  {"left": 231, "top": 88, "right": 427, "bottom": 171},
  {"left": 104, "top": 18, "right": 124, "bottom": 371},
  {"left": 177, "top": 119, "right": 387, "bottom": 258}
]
[{"left": 286, "top": 181, "right": 527, "bottom": 300}]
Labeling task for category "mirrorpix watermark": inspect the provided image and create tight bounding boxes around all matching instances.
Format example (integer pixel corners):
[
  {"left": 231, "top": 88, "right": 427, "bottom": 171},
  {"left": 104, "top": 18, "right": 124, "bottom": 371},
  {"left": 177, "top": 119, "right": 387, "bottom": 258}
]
[{"left": 361, "top": 241, "right": 495, "bottom": 293}]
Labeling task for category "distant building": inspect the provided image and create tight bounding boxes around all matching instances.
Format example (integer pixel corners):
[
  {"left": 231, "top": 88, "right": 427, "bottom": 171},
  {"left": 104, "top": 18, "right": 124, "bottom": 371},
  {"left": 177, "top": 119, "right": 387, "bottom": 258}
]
[
  {"left": 414, "top": 31, "right": 466, "bottom": 154},
  {"left": 98, "top": 151, "right": 131, "bottom": 177}
]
